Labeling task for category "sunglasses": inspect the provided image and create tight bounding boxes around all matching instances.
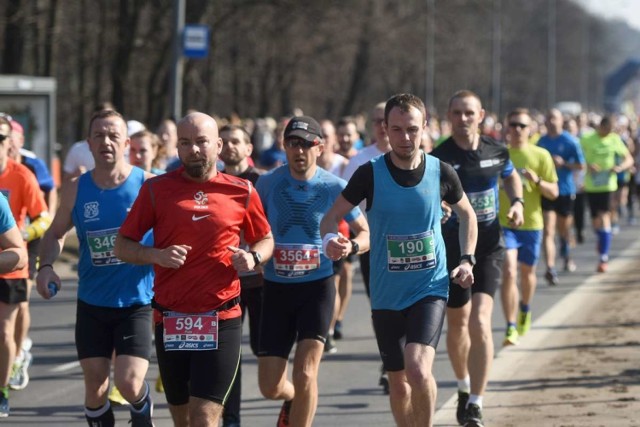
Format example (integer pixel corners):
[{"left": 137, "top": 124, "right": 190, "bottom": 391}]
[
  {"left": 509, "top": 122, "right": 528, "bottom": 129},
  {"left": 284, "top": 138, "right": 319, "bottom": 149},
  {"left": 0, "top": 134, "right": 8, "bottom": 142},
  {"left": 0, "top": 113, "right": 13, "bottom": 121}
]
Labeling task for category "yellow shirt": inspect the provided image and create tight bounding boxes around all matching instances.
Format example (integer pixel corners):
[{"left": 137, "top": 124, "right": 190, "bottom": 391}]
[{"left": 499, "top": 144, "right": 558, "bottom": 231}]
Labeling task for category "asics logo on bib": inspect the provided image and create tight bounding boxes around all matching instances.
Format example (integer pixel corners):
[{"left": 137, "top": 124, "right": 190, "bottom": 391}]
[{"left": 192, "top": 214, "right": 211, "bottom": 221}]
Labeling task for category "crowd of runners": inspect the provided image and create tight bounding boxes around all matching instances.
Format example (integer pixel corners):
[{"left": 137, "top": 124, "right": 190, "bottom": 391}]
[{"left": 0, "top": 91, "right": 637, "bottom": 426}]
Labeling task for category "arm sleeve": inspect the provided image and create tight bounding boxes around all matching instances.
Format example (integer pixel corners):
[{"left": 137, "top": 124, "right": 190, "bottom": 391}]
[
  {"left": 440, "top": 161, "right": 464, "bottom": 205},
  {"left": 119, "top": 182, "right": 155, "bottom": 241},
  {"left": 242, "top": 184, "right": 272, "bottom": 244},
  {"left": 341, "top": 162, "right": 373, "bottom": 209}
]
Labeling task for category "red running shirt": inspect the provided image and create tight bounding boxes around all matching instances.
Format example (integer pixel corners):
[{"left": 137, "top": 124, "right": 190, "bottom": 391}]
[{"left": 119, "top": 169, "right": 271, "bottom": 320}]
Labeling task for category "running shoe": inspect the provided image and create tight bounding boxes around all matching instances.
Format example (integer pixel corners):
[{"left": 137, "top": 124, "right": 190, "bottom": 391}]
[
  {"left": 463, "top": 403, "right": 484, "bottom": 427},
  {"left": 129, "top": 394, "right": 154, "bottom": 427},
  {"left": 563, "top": 258, "right": 577, "bottom": 272},
  {"left": 334, "top": 320, "right": 343, "bottom": 340},
  {"left": 517, "top": 311, "right": 532, "bottom": 336},
  {"left": 597, "top": 261, "right": 608, "bottom": 273},
  {"left": 379, "top": 365, "right": 389, "bottom": 395},
  {"left": 544, "top": 268, "right": 559, "bottom": 286},
  {"left": 0, "top": 393, "right": 8, "bottom": 417},
  {"left": 9, "top": 350, "right": 32, "bottom": 390},
  {"left": 324, "top": 334, "right": 337, "bottom": 354},
  {"left": 108, "top": 385, "right": 128, "bottom": 406},
  {"left": 277, "top": 400, "right": 292, "bottom": 427},
  {"left": 456, "top": 391, "right": 470, "bottom": 425},
  {"left": 155, "top": 376, "right": 164, "bottom": 393},
  {"left": 503, "top": 325, "right": 519, "bottom": 346}
]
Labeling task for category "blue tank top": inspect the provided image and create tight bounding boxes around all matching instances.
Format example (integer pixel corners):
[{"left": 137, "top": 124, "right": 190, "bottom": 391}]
[
  {"left": 72, "top": 167, "right": 154, "bottom": 307},
  {"left": 256, "top": 166, "right": 361, "bottom": 284},
  {"left": 367, "top": 154, "right": 449, "bottom": 310}
]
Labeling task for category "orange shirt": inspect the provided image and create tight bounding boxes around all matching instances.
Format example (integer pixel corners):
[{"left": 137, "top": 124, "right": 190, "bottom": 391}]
[{"left": 0, "top": 159, "right": 48, "bottom": 279}]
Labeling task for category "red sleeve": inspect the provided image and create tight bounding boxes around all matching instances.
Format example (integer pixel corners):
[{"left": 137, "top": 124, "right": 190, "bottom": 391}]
[
  {"left": 242, "top": 184, "right": 271, "bottom": 244},
  {"left": 120, "top": 181, "right": 155, "bottom": 241},
  {"left": 24, "top": 172, "right": 48, "bottom": 219}
]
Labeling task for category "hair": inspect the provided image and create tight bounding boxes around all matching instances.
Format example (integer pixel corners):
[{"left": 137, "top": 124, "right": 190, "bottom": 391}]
[
  {"left": 507, "top": 108, "right": 531, "bottom": 121},
  {"left": 0, "top": 115, "right": 10, "bottom": 129},
  {"left": 384, "top": 93, "right": 427, "bottom": 124},
  {"left": 88, "top": 109, "right": 125, "bottom": 137},
  {"left": 447, "top": 90, "right": 482, "bottom": 110},
  {"left": 599, "top": 115, "right": 612, "bottom": 128},
  {"left": 219, "top": 124, "right": 252, "bottom": 145},
  {"left": 336, "top": 116, "right": 357, "bottom": 129}
]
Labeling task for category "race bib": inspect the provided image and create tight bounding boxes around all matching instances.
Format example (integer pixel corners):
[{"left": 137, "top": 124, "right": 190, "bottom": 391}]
[
  {"left": 87, "top": 228, "right": 122, "bottom": 266},
  {"left": 467, "top": 188, "right": 496, "bottom": 223},
  {"left": 591, "top": 171, "right": 610, "bottom": 187},
  {"left": 163, "top": 311, "right": 218, "bottom": 351},
  {"left": 273, "top": 243, "right": 321, "bottom": 278},
  {"left": 386, "top": 230, "right": 436, "bottom": 272}
]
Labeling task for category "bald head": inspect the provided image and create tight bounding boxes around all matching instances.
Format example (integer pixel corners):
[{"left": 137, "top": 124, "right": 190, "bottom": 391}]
[
  {"left": 545, "top": 108, "right": 563, "bottom": 136},
  {"left": 177, "top": 112, "right": 223, "bottom": 181}
]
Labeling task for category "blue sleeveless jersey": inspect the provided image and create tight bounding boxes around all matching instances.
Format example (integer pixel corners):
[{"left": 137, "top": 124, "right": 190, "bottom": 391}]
[
  {"left": 367, "top": 154, "right": 449, "bottom": 310},
  {"left": 72, "top": 167, "right": 154, "bottom": 307},
  {"left": 256, "top": 166, "right": 361, "bottom": 284}
]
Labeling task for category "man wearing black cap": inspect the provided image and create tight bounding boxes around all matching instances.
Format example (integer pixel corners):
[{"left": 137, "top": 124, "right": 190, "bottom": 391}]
[{"left": 255, "top": 116, "right": 370, "bottom": 427}]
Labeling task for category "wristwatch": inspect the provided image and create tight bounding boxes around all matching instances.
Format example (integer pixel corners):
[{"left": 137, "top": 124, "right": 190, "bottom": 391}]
[
  {"left": 349, "top": 239, "right": 360, "bottom": 256},
  {"left": 460, "top": 254, "right": 476, "bottom": 266},
  {"left": 511, "top": 197, "right": 525, "bottom": 207},
  {"left": 249, "top": 250, "right": 262, "bottom": 268}
]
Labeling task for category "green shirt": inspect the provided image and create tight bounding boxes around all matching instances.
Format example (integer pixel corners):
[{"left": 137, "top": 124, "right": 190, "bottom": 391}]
[{"left": 580, "top": 132, "right": 629, "bottom": 193}]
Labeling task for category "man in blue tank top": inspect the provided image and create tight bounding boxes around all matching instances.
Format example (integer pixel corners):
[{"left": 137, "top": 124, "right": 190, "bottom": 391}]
[
  {"left": 35, "top": 110, "right": 155, "bottom": 427},
  {"left": 321, "top": 93, "right": 478, "bottom": 427}
]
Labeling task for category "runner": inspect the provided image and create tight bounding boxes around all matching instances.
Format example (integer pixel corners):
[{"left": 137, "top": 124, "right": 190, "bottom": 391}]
[
  {"left": 322, "top": 93, "right": 477, "bottom": 426},
  {"left": 432, "top": 90, "right": 524, "bottom": 427},
  {"left": 115, "top": 112, "right": 273, "bottom": 426},
  {"left": 35, "top": 109, "right": 155, "bottom": 426},
  {"left": 255, "top": 115, "right": 368, "bottom": 427},
  {"left": 499, "top": 108, "right": 558, "bottom": 347}
]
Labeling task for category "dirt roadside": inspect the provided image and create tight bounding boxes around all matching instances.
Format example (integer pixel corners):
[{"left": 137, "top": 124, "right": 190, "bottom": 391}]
[{"left": 434, "top": 241, "right": 640, "bottom": 427}]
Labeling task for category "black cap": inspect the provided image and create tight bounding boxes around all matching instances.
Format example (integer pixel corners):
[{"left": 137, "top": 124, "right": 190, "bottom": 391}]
[{"left": 283, "top": 116, "right": 323, "bottom": 143}]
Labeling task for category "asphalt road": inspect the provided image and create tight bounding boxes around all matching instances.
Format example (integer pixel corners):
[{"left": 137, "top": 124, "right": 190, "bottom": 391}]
[{"left": 11, "top": 219, "right": 637, "bottom": 426}]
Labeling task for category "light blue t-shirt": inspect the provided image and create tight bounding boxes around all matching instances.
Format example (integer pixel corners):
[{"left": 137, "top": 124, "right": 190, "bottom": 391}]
[
  {"left": 73, "top": 167, "right": 154, "bottom": 308},
  {"left": 0, "top": 194, "right": 16, "bottom": 234},
  {"left": 537, "top": 131, "right": 584, "bottom": 196},
  {"left": 256, "top": 165, "right": 361, "bottom": 284}
]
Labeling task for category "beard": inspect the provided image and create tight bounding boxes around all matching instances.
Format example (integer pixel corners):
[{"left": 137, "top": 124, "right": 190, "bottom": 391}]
[{"left": 184, "top": 159, "right": 214, "bottom": 178}]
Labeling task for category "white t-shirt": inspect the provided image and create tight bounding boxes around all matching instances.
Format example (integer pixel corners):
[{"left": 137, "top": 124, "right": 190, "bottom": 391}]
[
  {"left": 63, "top": 140, "right": 95, "bottom": 174},
  {"left": 341, "top": 144, "right": 386, "bottom": 181}
]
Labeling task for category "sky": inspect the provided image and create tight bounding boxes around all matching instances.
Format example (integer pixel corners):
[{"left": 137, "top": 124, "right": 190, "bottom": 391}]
[{"left": 577, "top": 0, "right": 640, "bottom": 31}]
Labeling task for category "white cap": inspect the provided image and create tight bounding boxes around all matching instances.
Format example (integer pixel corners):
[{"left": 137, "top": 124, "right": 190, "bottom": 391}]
[{"left": 127, "top": 120, "right": 146, "bottom": 137}]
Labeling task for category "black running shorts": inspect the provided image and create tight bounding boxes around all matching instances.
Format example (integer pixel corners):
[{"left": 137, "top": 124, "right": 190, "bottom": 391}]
[
  {"left": 75, "top": 299, "right": 152, "bottom": 360},
  {"left": 0, "top": 278, "right": 28, "bottom": 304},
  {"left": 155, "top": 316, "right": 242, "bottom": 406},
  {"left": 372, "top": 296, "right": 446, "bottom": 372},
  {"left": 587, "top": 191, "right": 613, "bottom": 218},
  {"left": 541, "top": 194, "right": 576, "bottom": 217},
  {"left": 257, "top": 276, "right": 335, "bottom": 359},
  {"left": 444, "top": 227, "right": 505, "bottom": 308}
]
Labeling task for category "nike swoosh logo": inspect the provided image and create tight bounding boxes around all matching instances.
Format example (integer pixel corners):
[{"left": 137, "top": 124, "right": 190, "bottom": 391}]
[
  {"left": 123, "top": 335, "right": 135, "bottom": 340},
  {"left": 192, "top": 214, "right": 211, "bottom": 221}
]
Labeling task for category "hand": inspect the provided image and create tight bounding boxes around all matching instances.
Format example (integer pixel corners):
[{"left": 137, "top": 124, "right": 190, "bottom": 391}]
[
  {"left": 228, "top": 246, "right": 255, "bottom": 273},
  {"left": 552, "top": 155, "right": 565, "bottom": 168},
  {"left": 324, "top": 232, "right": 350, "bottom": 261},
  {"left": 440, "top": 201, "right": 452, "bottom": 224},
  {"left": 506, "top": 202, "right": 524, "bottom": 228},
  {"left": 35, "top": 267, "right": 61, "bottom": 300},
  {"left": 156, "top": 244, "right": 192, "bottom": 268},
  {"left": 588, "top": 163, "right": 600, "bottom": 173},
  {"left": 450, "top": 262, "right": 474, "bottom": 288}
]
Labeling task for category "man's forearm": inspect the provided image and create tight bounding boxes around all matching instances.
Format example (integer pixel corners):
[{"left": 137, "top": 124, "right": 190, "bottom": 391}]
[{"left": 114, "top": 234, "right": 158, "bottom": 265}]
